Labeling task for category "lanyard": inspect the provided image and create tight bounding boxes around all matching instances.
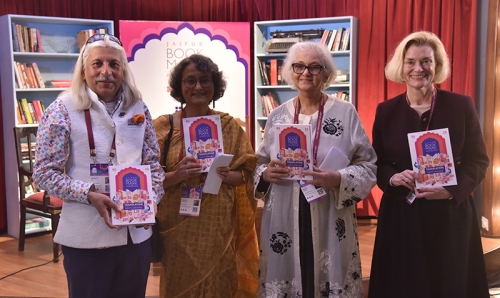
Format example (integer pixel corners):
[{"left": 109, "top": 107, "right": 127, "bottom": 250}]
[
  {"left": 406, "top": 88, "right": 437, "bottom": 131},
  {"left": 293, "top": 94, "right": 325, "bottom": 166},
  {"left": 84, "top": 109, "right": 116, "bottom": 164},
  {"left": 178, "top": 108, "right": 213, "bottom": 184}
]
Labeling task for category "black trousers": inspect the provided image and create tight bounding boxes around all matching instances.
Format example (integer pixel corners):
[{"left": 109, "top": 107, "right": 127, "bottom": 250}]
[
  {"left": 62, "top": 233, "right": 152, "bottom": 298},
  {"left": 299, "top": 191, "right": 314, "bottom": 298}
]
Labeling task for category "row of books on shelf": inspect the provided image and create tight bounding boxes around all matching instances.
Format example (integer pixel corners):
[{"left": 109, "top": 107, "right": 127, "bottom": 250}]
[
  {"left": 16, "top": 98, "right": 46, "bottom": 125},
  {"left": 258, "top": 59, "right": 350, "bottom": 86},
  {"left": 319, "top": 27, "right": 350, "bottom": 52},
  {"left": 335, "top": 91, "right": 350, "bottom": 102},
  {"left": 11, "top": 23, "right": 109, "bottom": 53},
  {"left": 77, "top": 27, "right": 109, "bottom": 49},
  {"left": 14, "top": 61, "right": 44, "bottom": 89},
  {"left": 11, "top": 22, "right": 42, "bottom": 53},
  {"left": 14, "top": 61, "right": 72, "bottom": 89},
  {"left": 259, "top": 59, "right": 284, "bottom": 86},
  {"left": 260, "top": 91, "right": 280, "bottom": 116}
]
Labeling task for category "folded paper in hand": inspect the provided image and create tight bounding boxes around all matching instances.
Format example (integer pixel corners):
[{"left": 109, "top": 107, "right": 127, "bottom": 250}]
[{"left": 202, "top": 154, "right": 234, "bottom": 194}]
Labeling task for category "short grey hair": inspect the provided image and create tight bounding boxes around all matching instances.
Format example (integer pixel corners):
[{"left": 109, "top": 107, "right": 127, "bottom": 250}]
[{"left": 280, "top": 41, "right": 337, "bottom": 90}]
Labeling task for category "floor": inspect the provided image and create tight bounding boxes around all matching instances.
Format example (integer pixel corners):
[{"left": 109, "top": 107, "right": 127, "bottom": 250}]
[{"left": 1, "top": 220, "right": 500, "bottom": 297}]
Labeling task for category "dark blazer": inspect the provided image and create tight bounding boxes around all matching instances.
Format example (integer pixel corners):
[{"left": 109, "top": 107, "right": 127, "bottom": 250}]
[{"left": 372, "top": 88, "right": 489, "bottom": 205}]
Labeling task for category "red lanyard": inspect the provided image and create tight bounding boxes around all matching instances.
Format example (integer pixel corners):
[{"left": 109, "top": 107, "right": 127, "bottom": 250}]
[
  {"left": 84, "top": 109, "right": 116, "bottom": 164},
  {"left": 406, "top": 88, "right": 437, "bottom": 131},
  {"left": 293, "top": 94, "right": 325, "bottom": 166},
  {"left": 178, "top": 108, "right": 213, "bottom": 184}
]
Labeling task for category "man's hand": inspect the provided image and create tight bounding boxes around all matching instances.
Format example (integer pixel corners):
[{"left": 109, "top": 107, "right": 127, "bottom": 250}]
[{"left": 88, "top": 191, "right": 121, "bottom": 229}]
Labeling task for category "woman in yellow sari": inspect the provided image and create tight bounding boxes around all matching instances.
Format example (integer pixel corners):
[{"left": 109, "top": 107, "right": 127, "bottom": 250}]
[{"left": 154, "top": 54, "right": 258, "bottom": 298}]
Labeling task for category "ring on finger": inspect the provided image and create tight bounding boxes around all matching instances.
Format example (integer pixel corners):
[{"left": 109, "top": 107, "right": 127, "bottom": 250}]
[
  {"left": 405, "top": 178, "right": 409, "bottom": 183},
  {"left": 186, "top": 169, "right": 189, "bottom": 175}
]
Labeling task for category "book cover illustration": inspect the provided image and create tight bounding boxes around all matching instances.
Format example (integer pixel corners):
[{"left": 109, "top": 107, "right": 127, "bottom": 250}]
[
  {"left": 110, "top": 165, "right": 155, "bottom": 226},
  {"left": 183, "top": 114, "right": 224, "bottom": 172},
  {"left": 408, "top": 128, "right": 457, "bottom": 187},
  {"left": 274, "top": 124, "right": 313, "bottom": 180}
]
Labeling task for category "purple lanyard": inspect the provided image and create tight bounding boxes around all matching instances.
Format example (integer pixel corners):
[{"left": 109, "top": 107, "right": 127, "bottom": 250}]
[{"left": 84, "top": 109, "right": 116, "bottom": 164}]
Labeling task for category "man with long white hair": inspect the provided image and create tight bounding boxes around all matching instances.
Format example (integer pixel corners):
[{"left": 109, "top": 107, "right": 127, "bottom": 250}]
[{"left": 33, "top": 34, "right": 165, "bottom": 298}]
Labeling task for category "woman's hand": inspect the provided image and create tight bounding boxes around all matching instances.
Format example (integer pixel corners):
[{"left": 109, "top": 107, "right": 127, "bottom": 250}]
[
  {"left": 216, "top": 167, "right": 244, "bottom": 186},
  {"left": 177, "top": 156, "right": 202, "bottom": 181},
  {"left": 391, "top": 170, "right": 417, "bottom": 191},
  {"left": 263, "top": 159, "right": 290, "bottom": 185},
  {"left": 303, "top": 166, "right": 341, "bottom": 189},
  {"left": 415, "top": 186, "right": 452, "bottom": 200}
]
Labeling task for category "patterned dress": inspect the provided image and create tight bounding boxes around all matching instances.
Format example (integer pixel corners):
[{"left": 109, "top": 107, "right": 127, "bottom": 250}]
[
  {"left": 154, "top": 111, "right": 259, "bottom": 298},
  {"left": 255, "top": 95, "right": 377, "bottom": 298}
]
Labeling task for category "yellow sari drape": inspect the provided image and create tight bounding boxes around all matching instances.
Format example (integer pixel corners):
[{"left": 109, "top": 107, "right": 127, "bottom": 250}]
[{"left": 154, "top": 111, "right": 259, "bottom": 298}]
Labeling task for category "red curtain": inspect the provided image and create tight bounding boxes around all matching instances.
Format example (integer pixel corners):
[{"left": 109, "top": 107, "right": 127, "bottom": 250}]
[{"left": 0, "top": 0, "right": 477, "bottom": 229}]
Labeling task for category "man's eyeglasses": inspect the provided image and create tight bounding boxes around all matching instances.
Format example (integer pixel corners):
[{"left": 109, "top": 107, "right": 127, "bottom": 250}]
[
  {"left": 292, "top": 63, "right": 325, "bottom": 75},
  {"left": 85, "top": 34, "right": 123, "bottom": 47},
  {"left": 183, "top": 77, "right": 213, "bottom": 88}
]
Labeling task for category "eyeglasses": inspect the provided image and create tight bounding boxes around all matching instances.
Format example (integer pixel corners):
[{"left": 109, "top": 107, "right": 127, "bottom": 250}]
[
  {"left": 292, "top": 63, "right": 325, "bottom": 75},
  {"left": 183, "top": 77, "right": 213, "bottom": 88},
  {"left": 85, "top": 34, "right": 123, "bottom": 47}
]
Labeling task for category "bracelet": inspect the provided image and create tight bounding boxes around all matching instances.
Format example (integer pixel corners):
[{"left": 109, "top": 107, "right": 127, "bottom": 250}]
[{"left": 389, "top": 174, "right": 396, "bottom": 187}]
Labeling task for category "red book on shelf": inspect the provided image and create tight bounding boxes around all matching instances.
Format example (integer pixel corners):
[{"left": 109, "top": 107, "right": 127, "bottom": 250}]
[
  {"left": 270, "top": 59, "right": 278, "bottom": 86},
  {"left": 50, "top": 80, "right": 72, "bottom": 88},
  {"left": 32, "top": 100, "right": 44, "bottom": 121}
]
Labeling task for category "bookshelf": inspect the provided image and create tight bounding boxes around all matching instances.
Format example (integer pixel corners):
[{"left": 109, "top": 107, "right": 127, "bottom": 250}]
[
  {"left": 253, "top": 16, "right": 358, "bottom": 147},
  {"left": 0, "top": 14, "right": 114, "bottom": 237}
]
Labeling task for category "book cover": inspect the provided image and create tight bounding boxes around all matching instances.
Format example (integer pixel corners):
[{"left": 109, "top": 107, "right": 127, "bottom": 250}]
[
  {"left": 110, "top": 165, "right": 155, "bottom": 226},
  {"left": 16, "top": 62, "right": 26, "bottom": 88},
  {"left": 333, "top": 27, "right": 344, "bottom": 51},
  {"left": 20, "top": 98, "right": 33, "bottom": 124},
  {"left": 32, "top": 100, "right": 44, "bottom": 121},
  {"left": 31, "top": 62, "right": 45, "bottom": 88},
  {"left": 13, "top": 62, "right": 23, "bottom": 89},
  {"left": 11, "top": 22, "right": 20, "bottom": 52},
  {"left": 16, "top": 24, "right": 24, "bottom": 53},
  {"left": 183, "top": 114, "right": 224, "bottom": 172},
  {"left": 27, "top": 102, "right": 38, "bottom": 124},
  {"left": 27, "top": 65, "right": 39, "bottom": 88},
  {"left": 328, "top": 29, "right": 337, "bottom": 51},
  {"left": 408, "top": 128, "right": 457, "bottom": 187},
  {"left": 15, "top": 100, "right": 24, "bottom": 124},
  {"left": 270, "top": 59, "right": 278, "bottom": 86},
  {"left": 274, "top": 124, "right": 313, "bottom": 180}
]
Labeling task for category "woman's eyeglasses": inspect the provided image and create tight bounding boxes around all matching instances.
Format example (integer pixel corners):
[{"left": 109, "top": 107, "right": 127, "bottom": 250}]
[
  {"left": 85, "top": 34, "right": 123, "bottom": 47},
  {"left": 292, "top": 63, "right": 325, "bottom": 75},
  {"left": 183, "top": 78, "right": 213, "bottom": 88}
]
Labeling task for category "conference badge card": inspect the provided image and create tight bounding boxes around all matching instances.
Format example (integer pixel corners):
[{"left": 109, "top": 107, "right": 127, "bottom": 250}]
[
  {"left": 183, "top": 114, "right": 224, "bottom": 172},
  {"left": 274, "top": 124, "right": 313, "bottom": 180},
  {"left": 109, "top": 165, "right": 155, "bottom": 226},
  {"left": 408, "top": 128, "right": 457, "bottom": 188}
]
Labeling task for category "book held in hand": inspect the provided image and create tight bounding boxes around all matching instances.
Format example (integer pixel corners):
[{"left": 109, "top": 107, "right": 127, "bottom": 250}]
[
  {"left": 274, "top": 124, "right": 313, "bottom": 180},
  {"left": 110, "top": 165, "right": 155, "bottom": 226},
  {"left": 182, "top": 114, "right": 224, "bottom": 172},
  {"left": 408, "top": 128, "right": 457, "bottom": 187}
]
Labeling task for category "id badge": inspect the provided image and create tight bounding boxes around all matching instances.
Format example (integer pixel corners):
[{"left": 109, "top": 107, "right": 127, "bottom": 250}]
[
  {"left": 90, "top": 164, "right": 110, "bottom": 196},
  {"left": 298, "top": 180, "right": 327, "bottom": 203},
  {"left": 406, "top": 191, "right": 416, "bottom": 204},
  {"left": 179, "top": 186, "right": 202, "bottom": 216}
]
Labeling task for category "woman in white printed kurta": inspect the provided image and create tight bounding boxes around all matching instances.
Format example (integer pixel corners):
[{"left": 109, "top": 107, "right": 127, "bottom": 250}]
[{"left": 254, "top": 41, "right": 376, "bottom": 298}]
